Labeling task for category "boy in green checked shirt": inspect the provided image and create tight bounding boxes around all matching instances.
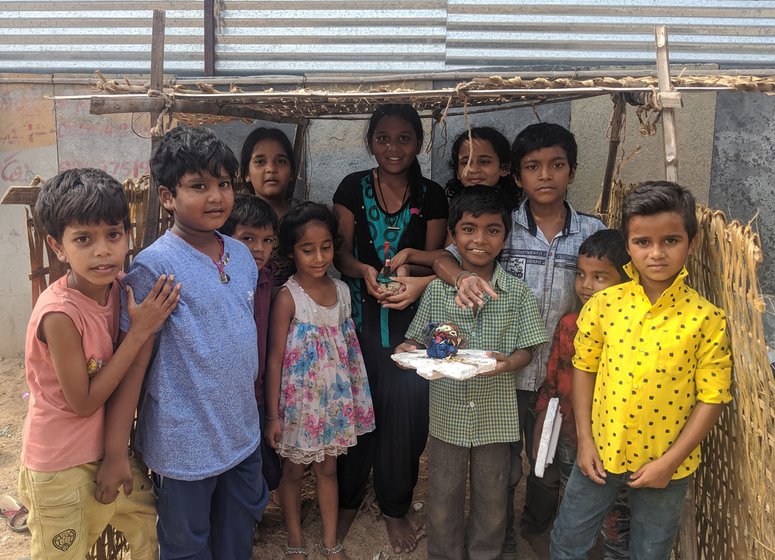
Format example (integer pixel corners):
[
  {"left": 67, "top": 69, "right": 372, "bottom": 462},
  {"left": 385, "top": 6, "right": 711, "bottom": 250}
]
[{"left": 396, "top": 187, "right": 548, "bottom": 560}]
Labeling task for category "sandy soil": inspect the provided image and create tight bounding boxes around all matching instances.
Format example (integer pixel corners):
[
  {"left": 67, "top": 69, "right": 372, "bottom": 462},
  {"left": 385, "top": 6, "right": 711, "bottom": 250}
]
[
  {"left": 0, "top": 358, "right": 541, "bottom": 560},
  {"left": 0, "top": 358, "right": 29, "bottom": 559}
]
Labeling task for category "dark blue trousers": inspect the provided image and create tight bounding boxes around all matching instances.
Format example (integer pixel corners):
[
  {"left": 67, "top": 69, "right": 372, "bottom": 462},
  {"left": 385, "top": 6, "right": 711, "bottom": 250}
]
[{"left": 153, "top": 446, "right": 269, "bottom": 560}]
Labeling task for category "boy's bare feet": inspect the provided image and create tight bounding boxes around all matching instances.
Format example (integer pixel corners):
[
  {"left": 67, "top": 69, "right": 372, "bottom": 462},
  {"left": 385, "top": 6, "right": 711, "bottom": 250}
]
[
  {"left": 385, "top": 515, "right": 419, "bottom": 553},
  {"left": 336, "top": 508, "right": 357, "bottom": 543}
]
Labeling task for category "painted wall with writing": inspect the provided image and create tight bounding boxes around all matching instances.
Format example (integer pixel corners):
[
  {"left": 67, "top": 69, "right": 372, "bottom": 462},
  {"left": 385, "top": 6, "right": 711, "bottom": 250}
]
[{"left": 0, "top": 77, "right": 151, "bottom": 358}]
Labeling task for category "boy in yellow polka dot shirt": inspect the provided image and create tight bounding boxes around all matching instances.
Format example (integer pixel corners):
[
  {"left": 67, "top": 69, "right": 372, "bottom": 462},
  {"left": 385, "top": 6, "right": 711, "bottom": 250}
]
[{"left": 550, "top": 181, "right": 732, "bottom": 560}]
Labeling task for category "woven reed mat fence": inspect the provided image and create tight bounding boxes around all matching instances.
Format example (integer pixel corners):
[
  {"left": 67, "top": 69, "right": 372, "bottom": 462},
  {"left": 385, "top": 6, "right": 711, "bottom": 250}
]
[{"left": 600, "top": 181, "right": 774, "bottom": 560}]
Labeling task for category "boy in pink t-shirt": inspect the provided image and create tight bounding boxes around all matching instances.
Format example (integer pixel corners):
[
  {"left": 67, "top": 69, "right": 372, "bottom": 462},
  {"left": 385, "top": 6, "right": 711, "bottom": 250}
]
[{"left": 18, "top": 168, "right": 179, "bottom": 559}]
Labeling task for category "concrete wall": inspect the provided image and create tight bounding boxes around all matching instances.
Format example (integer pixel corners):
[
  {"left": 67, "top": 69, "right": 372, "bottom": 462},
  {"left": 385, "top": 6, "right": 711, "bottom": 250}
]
[
  {"left": 0, "top": 75, "right": 772, "bottom": 358},
  {"left": 709, "top": 91, "right": 775, "bottom": 343}
]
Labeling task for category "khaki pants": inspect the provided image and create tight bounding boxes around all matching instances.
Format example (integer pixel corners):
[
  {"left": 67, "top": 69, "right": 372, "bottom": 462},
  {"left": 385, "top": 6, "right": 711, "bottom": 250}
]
[{"left": 19, "top": 457, "right": 157, "bottom": 560}]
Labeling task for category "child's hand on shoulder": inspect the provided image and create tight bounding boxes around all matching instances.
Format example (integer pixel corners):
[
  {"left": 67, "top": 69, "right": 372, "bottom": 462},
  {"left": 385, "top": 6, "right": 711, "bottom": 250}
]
[
  {"left": 126, "top": 274, "right": 181, "bottom": 338},
  {"left": 455, "top": 273, "right": 498, "bottom": 309},
  {"left": 264, "top": 418, "right": 282, "bottom": 449},
  {"left": 95, "top": 454, "right": 133, "bottom": 504},
  {"left": 627, "top": 456, "right": 677, "bottom": 489}
]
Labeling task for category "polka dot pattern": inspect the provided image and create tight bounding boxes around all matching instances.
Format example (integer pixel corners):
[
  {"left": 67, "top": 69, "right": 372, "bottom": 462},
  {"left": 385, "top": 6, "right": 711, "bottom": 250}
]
[{"left": 572, "top": 267, "right": 732, "bottom": 479}]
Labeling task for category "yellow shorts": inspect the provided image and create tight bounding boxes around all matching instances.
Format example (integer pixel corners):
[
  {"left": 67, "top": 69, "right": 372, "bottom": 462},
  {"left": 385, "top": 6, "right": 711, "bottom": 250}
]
[{"left": 18, "top": 457, "right": 158, "bottom": 560}]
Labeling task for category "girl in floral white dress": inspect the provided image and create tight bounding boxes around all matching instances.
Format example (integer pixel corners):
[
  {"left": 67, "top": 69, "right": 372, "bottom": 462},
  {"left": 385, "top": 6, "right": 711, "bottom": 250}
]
[{"left": 264, "top": 202, "right": 375, "bottom": 559}]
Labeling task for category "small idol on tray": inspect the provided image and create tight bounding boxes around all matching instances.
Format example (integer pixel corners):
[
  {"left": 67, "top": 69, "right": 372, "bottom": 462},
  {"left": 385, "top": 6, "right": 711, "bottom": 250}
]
[{"left": 422, "top": 322, "right": 465, "bottom": 359}]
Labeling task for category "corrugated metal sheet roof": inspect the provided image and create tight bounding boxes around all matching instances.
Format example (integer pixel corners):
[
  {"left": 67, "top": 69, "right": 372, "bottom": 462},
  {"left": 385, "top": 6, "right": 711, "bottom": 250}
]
[
  {"left": 0, "top": 1, "right": 204, "bottom": 73},
  {"left": 1, "top": 0, "right": 774, "bottom": 75},
  {"left": 216, "top": 1, "right": 447, "bottom": 73},
  {"left": 447, "top": 0, "right": 775, "bottom": 67}
]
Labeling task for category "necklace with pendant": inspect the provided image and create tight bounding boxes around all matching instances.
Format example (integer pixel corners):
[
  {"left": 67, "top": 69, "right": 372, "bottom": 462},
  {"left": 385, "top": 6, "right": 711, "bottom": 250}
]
[
  {"left": 194, "top": 234, "right": 231, "bottom": 284},
  {"left": 375, "top": 168, "right": 409, "bottom": 233}
]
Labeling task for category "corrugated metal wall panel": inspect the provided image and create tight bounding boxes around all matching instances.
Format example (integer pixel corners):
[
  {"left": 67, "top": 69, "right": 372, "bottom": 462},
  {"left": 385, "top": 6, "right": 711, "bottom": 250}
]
[
  {"left": 1, "top": 0, "right": 774, "bottom": 75},
  {"left": 447, "top": 0, "right": 775, "bottom": 68},
  {"left": 216, "top": 1, "right": 447, "bottom": 73},
  {"left": 0, "top": 1, "right": 204, "bottom": 73}
]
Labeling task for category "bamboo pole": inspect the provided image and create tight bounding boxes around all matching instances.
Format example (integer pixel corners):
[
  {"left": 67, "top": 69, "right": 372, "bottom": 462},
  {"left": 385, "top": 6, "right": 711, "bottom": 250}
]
[
  {"left": 655, "top": 26, "right": 680, "bottom": 183},
  {"left": 655, "top": 26, "right": 691, "bottom": 558},
  {"left": 51, "top": 83, "right": 751, "bottom": 105}
]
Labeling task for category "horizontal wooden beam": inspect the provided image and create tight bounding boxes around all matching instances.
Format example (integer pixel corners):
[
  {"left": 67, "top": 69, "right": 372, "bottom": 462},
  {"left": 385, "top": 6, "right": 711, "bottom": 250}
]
[
  {"left": 0, "top": 186, "right": 40, "bottom": 206},
  {"left": 90, "top": 96, "right": 305, "bottom": 124}
]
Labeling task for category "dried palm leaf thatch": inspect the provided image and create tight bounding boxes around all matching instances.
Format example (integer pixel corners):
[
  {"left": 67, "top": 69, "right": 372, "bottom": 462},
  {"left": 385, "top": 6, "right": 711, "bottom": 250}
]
[{"left": 600, "top": 181, "right": 774, "bottom": 560}]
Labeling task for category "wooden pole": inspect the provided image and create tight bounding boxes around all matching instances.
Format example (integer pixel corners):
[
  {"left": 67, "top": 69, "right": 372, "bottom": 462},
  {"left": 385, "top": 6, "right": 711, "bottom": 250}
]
[
  {"left": 600, "top": 93, "right": 626, "bottom": 217},
  {"left": 90, "top": 96, "right": 306, "bottom": 125},
  {"left": 204, "top": 0, "right": 215, "bottom": 76},
  {"left": 292, "top": 119, "right": 310, "bottom": 199},
  {"left": 142, "top": 9, "right": 166, "bottom": 249},
  {"left": 655, "top": 26, "right": 680, "bottom": 183}
]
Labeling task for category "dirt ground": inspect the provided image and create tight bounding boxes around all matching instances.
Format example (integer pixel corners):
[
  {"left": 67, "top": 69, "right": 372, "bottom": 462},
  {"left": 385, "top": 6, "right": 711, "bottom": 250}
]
[{"left": 0, "top": 358, "right": 541, "bottom": 560}]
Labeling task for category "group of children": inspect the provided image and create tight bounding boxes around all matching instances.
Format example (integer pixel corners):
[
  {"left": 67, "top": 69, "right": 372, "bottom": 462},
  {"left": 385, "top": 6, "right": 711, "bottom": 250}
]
[{"left": 17, "top": 102, "right": 732, "bottom": 560}]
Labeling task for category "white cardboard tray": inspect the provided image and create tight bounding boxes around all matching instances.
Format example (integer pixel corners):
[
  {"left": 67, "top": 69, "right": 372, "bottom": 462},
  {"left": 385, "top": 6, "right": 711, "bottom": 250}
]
[{"left": 390, "top": 349, "right": 498, "bottom": 381}]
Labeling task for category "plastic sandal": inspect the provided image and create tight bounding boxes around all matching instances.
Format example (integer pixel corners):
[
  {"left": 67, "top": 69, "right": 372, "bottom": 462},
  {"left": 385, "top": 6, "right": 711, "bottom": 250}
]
[
  {"left": 0, "top": 495, "right": 29, "bottom": 533},
  {"left": 283, "top": 545, "right": 308, "bottom": 557}
]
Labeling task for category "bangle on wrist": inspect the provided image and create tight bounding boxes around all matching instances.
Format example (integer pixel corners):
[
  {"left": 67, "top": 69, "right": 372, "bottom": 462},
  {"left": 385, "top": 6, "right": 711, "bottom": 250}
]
[{"left": 454, "top": 271, "right": 478, "bottom": 291}]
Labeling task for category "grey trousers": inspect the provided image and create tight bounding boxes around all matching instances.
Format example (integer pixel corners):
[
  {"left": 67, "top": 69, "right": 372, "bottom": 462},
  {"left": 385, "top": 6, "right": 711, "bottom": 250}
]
[{"left": 427, "top": 436, "right": 511, "bottom": 560}]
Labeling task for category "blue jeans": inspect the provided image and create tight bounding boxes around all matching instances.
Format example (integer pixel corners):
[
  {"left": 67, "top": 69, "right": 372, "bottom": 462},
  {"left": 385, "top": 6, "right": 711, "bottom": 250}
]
[
  {"left": 556, "top": 443, "right": 630, "bottom": 560},
  {"left": 153, "top": 446, "right": 269, "bottom": 560},
  {"left": 550, "top": 464, "right": 689, "bottom": 560}
]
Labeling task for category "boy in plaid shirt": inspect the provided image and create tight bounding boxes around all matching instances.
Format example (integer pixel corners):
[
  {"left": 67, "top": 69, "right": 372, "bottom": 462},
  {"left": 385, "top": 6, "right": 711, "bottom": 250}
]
[{"left": 396, "top": 187, "right": 548, "bottom": 560}]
